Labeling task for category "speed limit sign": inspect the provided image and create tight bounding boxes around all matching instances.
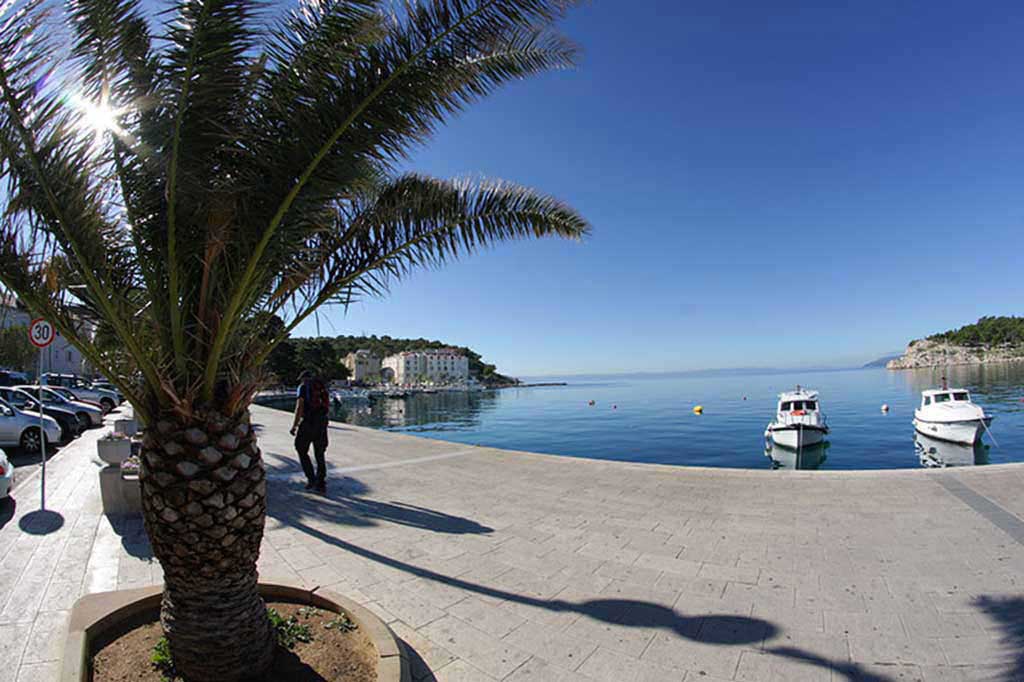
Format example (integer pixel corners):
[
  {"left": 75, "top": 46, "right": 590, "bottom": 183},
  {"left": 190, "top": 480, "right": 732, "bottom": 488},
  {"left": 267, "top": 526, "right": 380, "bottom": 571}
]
[{"left": 28, "top": 318, "right": 55, "bottom": 348}]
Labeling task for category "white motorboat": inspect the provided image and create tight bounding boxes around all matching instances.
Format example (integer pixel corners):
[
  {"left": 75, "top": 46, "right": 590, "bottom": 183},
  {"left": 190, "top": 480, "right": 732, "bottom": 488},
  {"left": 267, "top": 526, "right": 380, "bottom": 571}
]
[
  {"left": 913, "top": 386, "right": 992, "bottom": 446},
  {"left": 765, "top": 387, "right": 829, "bottom": 450}
]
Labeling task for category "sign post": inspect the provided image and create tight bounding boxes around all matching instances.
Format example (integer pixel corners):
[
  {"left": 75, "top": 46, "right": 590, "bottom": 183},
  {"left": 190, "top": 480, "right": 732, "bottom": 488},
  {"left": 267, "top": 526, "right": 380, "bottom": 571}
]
[{"left": 28, "top": 318, "right": 55, "bottom": 509}]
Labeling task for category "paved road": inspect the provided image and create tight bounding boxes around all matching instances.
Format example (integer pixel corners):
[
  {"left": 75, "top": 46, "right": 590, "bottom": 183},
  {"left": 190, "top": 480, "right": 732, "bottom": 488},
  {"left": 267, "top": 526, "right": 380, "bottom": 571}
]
[{"left": 2, "top": 404, "right": 1023, "bottom": 681}]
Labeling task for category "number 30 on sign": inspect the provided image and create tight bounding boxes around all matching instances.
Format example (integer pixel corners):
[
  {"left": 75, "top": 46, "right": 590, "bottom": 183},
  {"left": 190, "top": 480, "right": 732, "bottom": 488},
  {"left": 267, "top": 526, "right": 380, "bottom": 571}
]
[{"left": 29, "top": 318, "right": 55, "bottom": 348}]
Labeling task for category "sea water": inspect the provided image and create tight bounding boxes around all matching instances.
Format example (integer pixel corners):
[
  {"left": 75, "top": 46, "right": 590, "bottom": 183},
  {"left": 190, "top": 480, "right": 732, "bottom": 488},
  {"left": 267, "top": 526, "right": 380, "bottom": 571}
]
[{"left": 285, "top": 363, "right": 1024, "bottom": 470}]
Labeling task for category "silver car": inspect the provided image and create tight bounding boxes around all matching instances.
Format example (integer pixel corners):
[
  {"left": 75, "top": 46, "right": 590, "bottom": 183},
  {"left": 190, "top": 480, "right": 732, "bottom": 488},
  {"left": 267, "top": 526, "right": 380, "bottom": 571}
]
[
  {"left": 0, "top": 398, "right": 62, "bottom": 454},
  {"left": 0, "top": 448, "right": 13, "bottom": 499},
  {"left": 14, "top": 386, "right": 104, "bottom": 430},
  {"left": 40, "top": 374, "right": 120, "bottom": 412}
]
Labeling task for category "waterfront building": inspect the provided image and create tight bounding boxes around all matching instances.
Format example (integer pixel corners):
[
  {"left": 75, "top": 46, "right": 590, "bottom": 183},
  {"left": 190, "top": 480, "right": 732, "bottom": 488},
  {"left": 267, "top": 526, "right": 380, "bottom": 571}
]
[
  {"left": 382, "top": 349, "right": 469, "bottom": 384},
  {"left": 1, "top": 294, "right": 92, "bottom": 375},
  {"left": 343, "top": 349, "right": 382, "bottom": 383}
]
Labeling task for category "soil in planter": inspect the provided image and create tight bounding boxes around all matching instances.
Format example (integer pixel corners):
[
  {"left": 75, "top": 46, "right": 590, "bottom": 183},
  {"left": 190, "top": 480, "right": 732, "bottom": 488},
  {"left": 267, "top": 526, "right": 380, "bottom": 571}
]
[{"left": 91, "top": 602, "right": 378, "bottom": 682}]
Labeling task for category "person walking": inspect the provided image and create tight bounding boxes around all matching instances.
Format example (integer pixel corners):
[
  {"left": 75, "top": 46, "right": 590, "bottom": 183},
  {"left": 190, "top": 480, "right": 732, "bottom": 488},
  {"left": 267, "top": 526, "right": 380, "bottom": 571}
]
[{"left": 290, "top": 370, "right": 330, "bottom": 493}]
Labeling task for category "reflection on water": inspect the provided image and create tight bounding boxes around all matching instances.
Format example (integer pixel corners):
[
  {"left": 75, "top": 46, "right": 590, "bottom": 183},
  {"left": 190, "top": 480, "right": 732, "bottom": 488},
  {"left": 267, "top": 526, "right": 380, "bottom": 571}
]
[
  {"left": 342, "top": 391, "right": 500, "bottom": 431},
  {"left": 915, "top": 432, "right": 990, "bottom": 468},
  {"left": 765, "top": 441, "right": 829, "bottom": 470},
  {"left": 258, "top": 391, "right": 501, "bottom": 432}
]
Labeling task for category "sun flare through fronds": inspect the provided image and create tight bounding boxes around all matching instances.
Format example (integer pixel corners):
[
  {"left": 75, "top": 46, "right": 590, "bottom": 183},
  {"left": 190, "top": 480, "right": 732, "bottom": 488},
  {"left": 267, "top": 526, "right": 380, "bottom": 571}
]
[{"left": 69, "top": 91, "right": 126, "bottom": 150}]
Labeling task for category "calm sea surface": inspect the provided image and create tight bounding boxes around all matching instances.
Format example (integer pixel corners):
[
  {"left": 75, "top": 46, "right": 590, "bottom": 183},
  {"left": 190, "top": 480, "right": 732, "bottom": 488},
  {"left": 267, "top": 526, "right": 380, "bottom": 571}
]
[{"left": 272, "top": 363, "right": 1024, "bottom": 470}]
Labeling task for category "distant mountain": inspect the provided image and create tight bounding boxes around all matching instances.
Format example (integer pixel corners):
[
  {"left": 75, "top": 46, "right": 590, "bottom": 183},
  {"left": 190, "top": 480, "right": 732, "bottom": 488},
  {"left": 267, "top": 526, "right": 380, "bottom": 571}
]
[{"left": 862, "top": 354, "right": 901, "bottom": 368}]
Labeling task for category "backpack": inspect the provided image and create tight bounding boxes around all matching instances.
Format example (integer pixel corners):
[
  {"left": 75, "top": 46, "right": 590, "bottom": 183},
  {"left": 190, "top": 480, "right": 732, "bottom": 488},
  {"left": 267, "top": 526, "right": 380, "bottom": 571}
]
[{"left": 305, "top": 378, "right": 329, "bottom": 415}]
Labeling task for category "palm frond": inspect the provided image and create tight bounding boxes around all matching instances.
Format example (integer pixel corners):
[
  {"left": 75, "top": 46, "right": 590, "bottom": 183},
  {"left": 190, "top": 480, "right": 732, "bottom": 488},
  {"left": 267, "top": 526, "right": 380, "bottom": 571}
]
[
  {"left": 0, "top": 0, "right": 587, "bottom": 419},
  {"left": 254, "top": 173, "right": 588, "bottom": 357},
  {"left": 204, "top": 0, "right": 580, "bottom": 396}
]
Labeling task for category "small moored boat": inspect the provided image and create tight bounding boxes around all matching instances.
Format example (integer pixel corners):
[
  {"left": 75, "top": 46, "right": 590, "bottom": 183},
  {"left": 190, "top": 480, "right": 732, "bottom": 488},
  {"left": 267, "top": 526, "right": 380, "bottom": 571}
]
[
  {"left": 913, "top": 384, "right": 992, "bottom": 446},
  {"left": 765, "top": 386, "right": 829, "bottom": 450}
]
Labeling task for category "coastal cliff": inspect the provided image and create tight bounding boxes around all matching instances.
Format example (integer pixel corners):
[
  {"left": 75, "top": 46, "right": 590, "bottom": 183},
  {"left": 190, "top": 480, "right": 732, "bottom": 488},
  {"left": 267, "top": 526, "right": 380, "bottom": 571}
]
[
  {"left": 886, "top": 316, "right": 1024, "bottom": 369},
  {"left": 886, "top": 339, "right": 1024, "bottom": 369}
]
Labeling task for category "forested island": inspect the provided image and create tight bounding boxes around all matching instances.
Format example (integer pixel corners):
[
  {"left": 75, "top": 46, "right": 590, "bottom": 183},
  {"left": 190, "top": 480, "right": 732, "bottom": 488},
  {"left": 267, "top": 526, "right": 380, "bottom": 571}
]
[
  {"left": 887, "top": 316, "right": 1024, "bottom": 369},
  {"left": 266, "top": 330, "right": 517, "bottom": 386}
]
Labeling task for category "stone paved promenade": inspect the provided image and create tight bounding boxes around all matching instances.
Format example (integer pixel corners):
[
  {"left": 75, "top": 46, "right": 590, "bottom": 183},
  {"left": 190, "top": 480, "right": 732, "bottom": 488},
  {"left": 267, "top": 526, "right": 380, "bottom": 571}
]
[{"left": 2, "top": 405, "right": 1024, "bottom": 681}]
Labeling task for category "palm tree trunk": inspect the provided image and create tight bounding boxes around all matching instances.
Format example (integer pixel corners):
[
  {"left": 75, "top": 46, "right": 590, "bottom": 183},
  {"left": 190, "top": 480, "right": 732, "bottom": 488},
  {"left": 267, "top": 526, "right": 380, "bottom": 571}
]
[{"left": 140, "top": 406, "right": 275, "bottom": 681}]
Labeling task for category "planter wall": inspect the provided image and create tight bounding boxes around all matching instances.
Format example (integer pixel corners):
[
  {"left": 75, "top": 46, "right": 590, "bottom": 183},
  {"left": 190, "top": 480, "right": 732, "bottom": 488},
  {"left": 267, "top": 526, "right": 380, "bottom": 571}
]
[
  {"left": 62, "top": 582, "right": 409, "bottom": 682},
  {"left": 97, "top": 438, "right": 132, "bottom": 465},
  {"left": 98, "top": 467, "right": 142, "bottom": 516},
  {"left": 113, "top": 419, "right": 138, "bottom": 437}
]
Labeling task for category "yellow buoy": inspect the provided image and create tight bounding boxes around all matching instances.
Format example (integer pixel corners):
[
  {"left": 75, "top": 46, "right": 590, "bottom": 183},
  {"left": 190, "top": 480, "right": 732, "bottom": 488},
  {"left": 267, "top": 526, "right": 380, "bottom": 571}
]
[{"left": 693, "top": 405, "right": 703, "bottom": 415}]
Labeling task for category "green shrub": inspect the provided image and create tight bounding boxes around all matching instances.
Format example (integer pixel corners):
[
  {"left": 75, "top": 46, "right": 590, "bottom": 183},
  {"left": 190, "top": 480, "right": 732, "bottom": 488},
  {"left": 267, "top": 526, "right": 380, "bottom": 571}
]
[
  {"left": 151, "top": 637, "right": 178, "bottom": 682},
  {"left": 267, "top": 608, "right": 313, "bottom": 649}
]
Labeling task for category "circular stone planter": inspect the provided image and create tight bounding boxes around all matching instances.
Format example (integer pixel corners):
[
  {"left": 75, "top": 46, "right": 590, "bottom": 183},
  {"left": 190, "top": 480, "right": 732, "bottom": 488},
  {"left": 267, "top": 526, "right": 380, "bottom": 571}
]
[{"left": 61, "top": 581, "right": 409, "bottom": 682}]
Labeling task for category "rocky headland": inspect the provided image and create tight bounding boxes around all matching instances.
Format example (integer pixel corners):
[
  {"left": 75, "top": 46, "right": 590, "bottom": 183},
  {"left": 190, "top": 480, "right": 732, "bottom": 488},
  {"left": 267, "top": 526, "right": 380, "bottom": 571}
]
[{"left": 886, "top": 338, "right": 1024, "bottom": 369}]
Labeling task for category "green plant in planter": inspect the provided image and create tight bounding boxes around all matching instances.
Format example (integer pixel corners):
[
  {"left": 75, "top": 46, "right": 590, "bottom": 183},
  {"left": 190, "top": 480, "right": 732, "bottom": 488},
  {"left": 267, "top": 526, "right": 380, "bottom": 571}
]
[
  {"left": 121, "top": 454, "right": 142, "bottom": 478},
  {"left": 267, "top": 608, "right": 313, "bottom": 650},
  {"left": 151, "top": 638, "right": 179, "bottom": 682}
]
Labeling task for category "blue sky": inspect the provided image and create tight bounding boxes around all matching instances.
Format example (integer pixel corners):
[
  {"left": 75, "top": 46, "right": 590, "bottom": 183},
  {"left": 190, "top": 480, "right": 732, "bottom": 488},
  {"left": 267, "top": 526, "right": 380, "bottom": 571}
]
[{"left": 295, "top": 1, "right": 1024, "bottom": 375}]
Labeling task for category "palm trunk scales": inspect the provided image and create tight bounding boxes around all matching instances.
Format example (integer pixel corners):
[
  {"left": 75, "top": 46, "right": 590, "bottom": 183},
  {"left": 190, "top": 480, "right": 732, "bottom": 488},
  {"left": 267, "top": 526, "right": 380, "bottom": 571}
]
[{"left": 140, "top": 407, "right": 275, "bottom": 681}]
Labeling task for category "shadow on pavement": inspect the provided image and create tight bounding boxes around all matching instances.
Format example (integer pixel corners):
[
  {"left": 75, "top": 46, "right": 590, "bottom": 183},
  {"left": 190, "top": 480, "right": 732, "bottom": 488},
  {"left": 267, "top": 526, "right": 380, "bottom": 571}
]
[
  {"left": 18, "top": 508, "right": 64, "bottom": 534},
  {"left": 271, "top": 503, "right": 891, "bottom": 681},
  {"left": 109, "top": 514, "right": 155, "bottom": 559},
  {"left": 264, "top": 458, "right": 493, "bottom": 535},
  {"left": 974, "top": 595, "right": 1024, "bottom": 682},
  {"left": 0, "top": 497, "right": 15, "bottom": 530}
]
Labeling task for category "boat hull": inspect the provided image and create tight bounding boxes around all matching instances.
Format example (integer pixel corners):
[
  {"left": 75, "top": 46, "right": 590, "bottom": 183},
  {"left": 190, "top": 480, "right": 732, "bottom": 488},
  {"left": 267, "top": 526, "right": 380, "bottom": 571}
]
[
  {"left": 913, "top": 417, "right": 992, "bottom": 446},
  {"left": 767, "top": 424, "right": 827, "bottom": 450}
]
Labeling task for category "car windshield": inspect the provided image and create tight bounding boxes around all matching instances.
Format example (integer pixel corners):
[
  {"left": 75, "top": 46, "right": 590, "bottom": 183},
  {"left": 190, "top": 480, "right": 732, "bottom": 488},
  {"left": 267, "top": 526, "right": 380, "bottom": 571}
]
[
  {"left": 39, "top": 387, "right": 65, "bottom": 403},
  {"left": 3, "top": 390, "right": 35, "bottom": 411},
  {"left": 52, "top": 387, "right": 77, "bottom": 400}
]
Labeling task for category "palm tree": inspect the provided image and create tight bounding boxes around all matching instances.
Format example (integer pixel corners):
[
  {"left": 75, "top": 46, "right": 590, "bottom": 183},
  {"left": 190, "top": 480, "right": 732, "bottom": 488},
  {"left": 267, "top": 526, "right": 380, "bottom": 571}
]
[{"left": 0, "top": 0, "right": 587, "bottom": 678}]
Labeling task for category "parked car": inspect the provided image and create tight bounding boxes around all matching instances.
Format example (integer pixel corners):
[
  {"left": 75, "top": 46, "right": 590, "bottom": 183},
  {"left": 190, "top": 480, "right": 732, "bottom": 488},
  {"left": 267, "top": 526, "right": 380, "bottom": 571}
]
[
  {"left": 89, "top": 382, "right": 125, "bottom": 404},
  {"left": 39, "top": 373, "right": 120, "bottom": 412},
  {"left": 0, "top": 370, "right": 30, "bottom": 387},
  {"left": 14, "top": 386, "right": 104, "bottom": 430},
  {"left": 0, "top": 397, "right": 62, "bottom": 454},
  {"left": 0, "top": 448, "right": 12, "bottom": 499},
  {"left": 0, "top": 387, "right": 80, "bottom": 443}
]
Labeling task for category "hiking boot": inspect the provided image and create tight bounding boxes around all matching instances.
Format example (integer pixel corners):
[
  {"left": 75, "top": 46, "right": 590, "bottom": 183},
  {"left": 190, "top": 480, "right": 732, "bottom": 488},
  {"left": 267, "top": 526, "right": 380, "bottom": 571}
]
[{"left": 315, "top": 481, "right": 327, "bottom": 494}]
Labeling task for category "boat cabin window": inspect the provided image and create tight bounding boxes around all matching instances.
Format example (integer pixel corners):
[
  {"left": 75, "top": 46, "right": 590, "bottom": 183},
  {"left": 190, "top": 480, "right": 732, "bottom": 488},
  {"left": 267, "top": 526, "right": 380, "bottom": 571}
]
[
  {"left": 924, "top": 396, "right": 931, "bottom": 405},
  {"left": 934, "top": 393, "right": 951, "bottom": 403},
  {"left": 781, "top": 401, "right": 792, "bottom": 411},
  {"left": 804, "top": 401, "right": 817, "bottom": 410},
  {"left": 952, "top": 392, "right": 969, "bottom": 401}
]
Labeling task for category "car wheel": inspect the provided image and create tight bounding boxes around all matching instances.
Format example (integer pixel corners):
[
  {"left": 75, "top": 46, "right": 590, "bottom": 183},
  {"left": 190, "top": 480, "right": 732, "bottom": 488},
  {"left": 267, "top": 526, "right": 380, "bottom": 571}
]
[
  {"left": 100, "top": 397, "right": 115, "bottom": 413},
  {"left": 20, "top": 427, "right": 42, "bottom": 454},
  {"left": 77, "top": 412, "right": 91, "bottom": 430}
]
